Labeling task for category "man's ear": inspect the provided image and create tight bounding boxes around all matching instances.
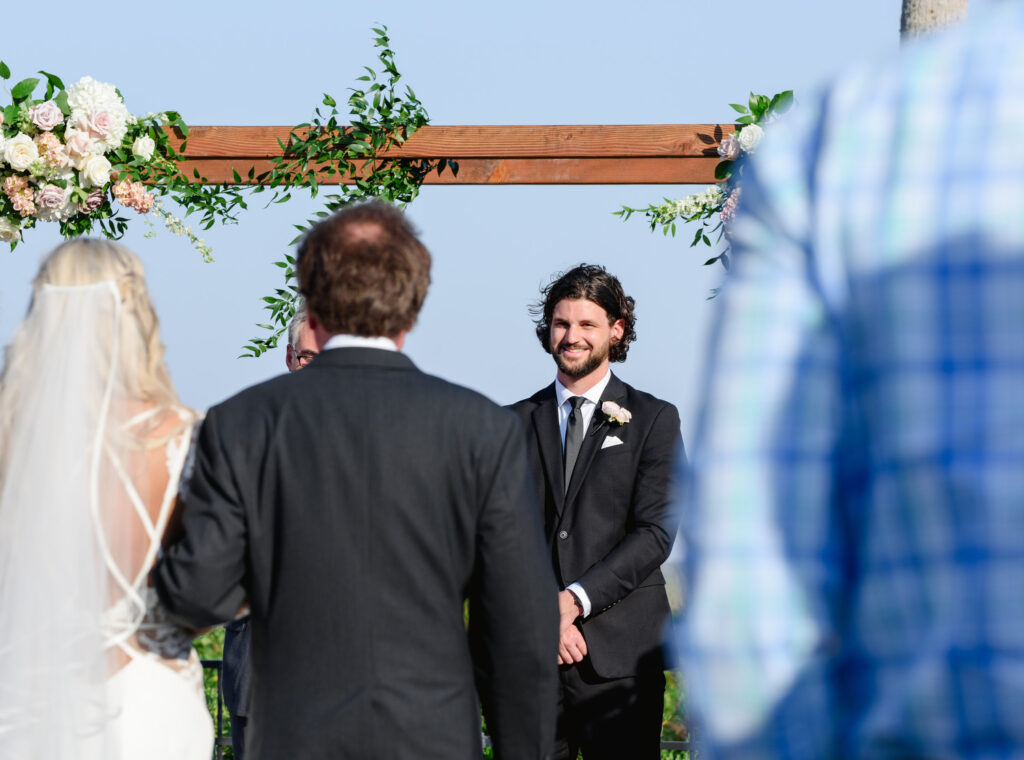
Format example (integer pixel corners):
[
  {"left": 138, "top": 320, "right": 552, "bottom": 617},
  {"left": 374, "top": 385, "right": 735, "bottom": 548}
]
[
  {"left": 610, "top": 317, "right": 626, "bottom": 343},
  {"left": 307, "top": 310, "right": 333, "bottom": 351}
]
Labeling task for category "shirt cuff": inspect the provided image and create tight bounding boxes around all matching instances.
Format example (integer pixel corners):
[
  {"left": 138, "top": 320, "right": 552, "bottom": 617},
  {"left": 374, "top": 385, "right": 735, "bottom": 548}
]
[{"left": 566, "top": 582, "right": 592, "bottom": 618}]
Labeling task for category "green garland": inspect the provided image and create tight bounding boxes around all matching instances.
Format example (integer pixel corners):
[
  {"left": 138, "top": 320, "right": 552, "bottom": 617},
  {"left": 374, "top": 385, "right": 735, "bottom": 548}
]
[{"left": 240, "top": 26, "right": 456, "bottom": 357}]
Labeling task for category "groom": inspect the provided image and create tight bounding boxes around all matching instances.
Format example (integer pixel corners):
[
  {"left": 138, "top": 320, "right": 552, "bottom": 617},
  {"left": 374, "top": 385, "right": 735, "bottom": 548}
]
[
  {"left": 156, "top": 201, "right": 559, "bottom": 760},
  {"left": 509, "top": 264, "right": 682, "bottom": 760}
]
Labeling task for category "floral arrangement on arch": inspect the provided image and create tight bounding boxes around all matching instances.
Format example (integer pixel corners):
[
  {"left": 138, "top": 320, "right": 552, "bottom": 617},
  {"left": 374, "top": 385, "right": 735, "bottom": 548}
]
[
  {"left": 616, "top": 90, "right": 793, "bottom": 270},
  {"left": 0, "top": 64, "right": 245, "bottom": 257}
]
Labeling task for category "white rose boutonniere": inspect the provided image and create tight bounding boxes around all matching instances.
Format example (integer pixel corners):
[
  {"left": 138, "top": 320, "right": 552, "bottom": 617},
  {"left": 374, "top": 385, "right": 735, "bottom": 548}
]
[{"left": 601, "top": 400, "right": 632, "bottom": 426}]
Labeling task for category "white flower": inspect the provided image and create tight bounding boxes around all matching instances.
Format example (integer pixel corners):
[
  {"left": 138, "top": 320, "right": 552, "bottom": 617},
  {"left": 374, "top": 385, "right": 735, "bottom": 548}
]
[
  {"left": 5, "top": 134, "right": 40, "bottom": 172},
  {"left": 132, "top": 135, "right": 156, "bottom": 161},
  {"left": 33, "top": 184, "right": 75, "bottom": 222},
  {"left": 67, "top": 76, "right": 131, "bottom": 151},
  {"left": 28, "top": 100, "right": 64, "bottom": 132},
  {"left": 80, "top": 154, "right": 112, "bottom": 188},
  {"left": 736, "top": 123, "right": 764, "bottom": 153},
  {"left": 0, "top": 217, "right": 21, "bottom": 243},
  {"left": 601, "top": 400, "right": 632, "bottom": 425},
  {"left": 67, "top": 76, "right": 124, "bottom": 117}
]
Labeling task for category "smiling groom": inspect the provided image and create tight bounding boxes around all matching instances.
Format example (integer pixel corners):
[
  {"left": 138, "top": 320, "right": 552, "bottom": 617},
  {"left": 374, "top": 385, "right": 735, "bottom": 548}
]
[{"left": 509, "top": 264, "right": 683, "bottom": 760}]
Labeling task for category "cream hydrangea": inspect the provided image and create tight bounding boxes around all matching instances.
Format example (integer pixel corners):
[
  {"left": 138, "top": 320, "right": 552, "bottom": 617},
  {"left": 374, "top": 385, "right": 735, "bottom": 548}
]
[{"left": 67, "top": 76, "right": 131, "bottom": 151}]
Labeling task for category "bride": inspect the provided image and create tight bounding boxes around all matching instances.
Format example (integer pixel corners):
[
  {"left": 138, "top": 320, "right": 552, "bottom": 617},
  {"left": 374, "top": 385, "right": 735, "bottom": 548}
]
[{"left": 0, "top": 238, "right": 214, "bottom": 758}]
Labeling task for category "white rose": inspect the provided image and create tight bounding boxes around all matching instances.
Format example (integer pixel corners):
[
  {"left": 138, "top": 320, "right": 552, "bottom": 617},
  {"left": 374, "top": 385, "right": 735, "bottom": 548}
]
[
  {"left": 4, "top": 134, "right": 40, "bottom": 172},
  {"left": 0, "top": 217, "right": 21, "bottom": 243},
  {"left": 80, "top": 154, "right": 112, "bottom": 188},
  {"left": 736, "top": 124, "right": 764, "bottom": 153},
  {"left": 132, "top": 135, "right": 156, "bottom": 161}
]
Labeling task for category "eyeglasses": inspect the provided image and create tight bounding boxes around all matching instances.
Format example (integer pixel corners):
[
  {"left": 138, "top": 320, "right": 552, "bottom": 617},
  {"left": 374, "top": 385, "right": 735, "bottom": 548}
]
[{"left": 293, "top": 351, "right": 318, "bottom": 367}]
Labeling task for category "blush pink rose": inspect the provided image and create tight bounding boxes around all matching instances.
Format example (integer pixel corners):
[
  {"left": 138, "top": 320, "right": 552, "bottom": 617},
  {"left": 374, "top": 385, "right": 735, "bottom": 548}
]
[
  {"left": 89, "top": 111, "right": 114, "bottom": 139},
  {"left": 717, "top": 135, "right": 741, "bottom": 161},
  {"left": 29, "top": 100, "right": 64, "bottom": 132},
  {"left": 65, "top": 130, "right": 95, "bottom": 158},
  {"left": 35, "top": 184, "right": 66, "bottom": 211}
]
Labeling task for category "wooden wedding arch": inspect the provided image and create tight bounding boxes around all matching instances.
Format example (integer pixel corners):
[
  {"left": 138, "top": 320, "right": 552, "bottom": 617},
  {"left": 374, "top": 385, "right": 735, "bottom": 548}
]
[
  {"left": 179, "top": 123, "right": 719, "bottom": 758},
  {"left": 169, "top": 124, "right": 730, "bottom": 186}
]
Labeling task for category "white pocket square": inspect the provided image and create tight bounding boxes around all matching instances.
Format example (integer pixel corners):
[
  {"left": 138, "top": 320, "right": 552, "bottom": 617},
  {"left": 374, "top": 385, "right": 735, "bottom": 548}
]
[{"left": 601, "top": 436, "right": 623, "bottom": 449}]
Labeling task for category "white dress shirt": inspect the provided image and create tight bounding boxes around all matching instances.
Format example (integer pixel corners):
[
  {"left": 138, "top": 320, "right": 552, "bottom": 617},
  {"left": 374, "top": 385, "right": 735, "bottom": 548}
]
[
  {"left": 553, "top": 368, "right": 612, "bottom": 618},
  {"left": 323, "top": 334, "right": 398, "bottom": 352}
]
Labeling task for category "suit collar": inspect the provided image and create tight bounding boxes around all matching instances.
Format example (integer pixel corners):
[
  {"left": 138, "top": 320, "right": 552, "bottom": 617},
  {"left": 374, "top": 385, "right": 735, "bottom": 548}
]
[
  {"left": 554, "top": 367, "right": 612, "bottom": 409},
  {"left": 528, "top": 373, "right": 630, "bottom": 517},
  {"left": 308, "top": 346, "right": 417, "bottom": 371},
  {"left": 530, "top": 384, "right": 565, "bottom": 513}
]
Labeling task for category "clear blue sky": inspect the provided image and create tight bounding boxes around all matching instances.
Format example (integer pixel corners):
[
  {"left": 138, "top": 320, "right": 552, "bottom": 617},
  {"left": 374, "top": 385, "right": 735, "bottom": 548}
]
[{"left": 1, "top": 0, "right": 971, "bottom": 441}]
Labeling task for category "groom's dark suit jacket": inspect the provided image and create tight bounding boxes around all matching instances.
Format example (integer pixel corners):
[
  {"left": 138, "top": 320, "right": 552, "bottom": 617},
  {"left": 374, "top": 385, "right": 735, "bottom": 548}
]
[
  {"left": 155, "top": 348, "right": 559, "bottom": 760},
  {"left": 509, "top": 373, "right": 681, "bottom": 679}
]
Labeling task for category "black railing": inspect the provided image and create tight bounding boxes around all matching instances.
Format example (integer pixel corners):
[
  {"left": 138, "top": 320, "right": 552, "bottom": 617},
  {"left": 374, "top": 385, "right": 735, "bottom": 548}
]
[{"left": 200, "top": 661, "right": 695, "bottom": 758}]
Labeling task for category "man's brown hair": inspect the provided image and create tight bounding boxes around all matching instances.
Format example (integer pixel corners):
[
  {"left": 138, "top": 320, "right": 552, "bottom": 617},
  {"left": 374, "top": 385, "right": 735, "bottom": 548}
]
[
  {"left": 296, "top": 201, "right": 431, "bottom": 337},
  {"left": 530, "top": 263, "right": 637, "bottom": 362}
]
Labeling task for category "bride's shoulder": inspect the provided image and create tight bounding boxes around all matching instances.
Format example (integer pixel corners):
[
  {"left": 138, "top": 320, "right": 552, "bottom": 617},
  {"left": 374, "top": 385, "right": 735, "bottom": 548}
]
[{"left": 124, "top": 401, "right": 200, "bottom": 448}]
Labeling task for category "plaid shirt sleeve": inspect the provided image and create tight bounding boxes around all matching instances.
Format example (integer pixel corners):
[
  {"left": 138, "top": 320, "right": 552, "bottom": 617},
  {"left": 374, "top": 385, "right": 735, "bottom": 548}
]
[{"left": 677, "top": 6, "right": 1024, "bottom": 758}]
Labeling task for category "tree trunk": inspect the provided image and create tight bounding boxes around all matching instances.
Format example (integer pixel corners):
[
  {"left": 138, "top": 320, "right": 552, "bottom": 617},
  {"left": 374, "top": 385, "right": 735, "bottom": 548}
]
[{"left": 901, "top": 0, "right": 968, "bottom": 40}]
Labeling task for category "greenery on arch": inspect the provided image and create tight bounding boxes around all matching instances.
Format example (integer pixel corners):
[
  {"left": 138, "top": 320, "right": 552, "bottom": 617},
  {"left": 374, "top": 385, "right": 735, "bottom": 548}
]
[
  {"left": 240, "top": 26, "right": 457, "bottom": 358},
  {"left": 616, "top": 89, "right": 793, "bottom": 271}
]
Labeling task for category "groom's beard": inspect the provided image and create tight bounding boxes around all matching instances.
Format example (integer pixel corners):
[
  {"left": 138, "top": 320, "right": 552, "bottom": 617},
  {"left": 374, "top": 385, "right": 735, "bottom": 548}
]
[{"left": 553, "top": 339, "right": 610, "bottom": 379}]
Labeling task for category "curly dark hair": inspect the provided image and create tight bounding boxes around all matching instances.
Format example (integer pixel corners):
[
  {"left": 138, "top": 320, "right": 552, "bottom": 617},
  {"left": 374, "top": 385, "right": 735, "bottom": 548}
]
[
  {"left": 296, "top": 201, "right": 431, "bottom": 337},
  {"left": 530, "top": 264, "right": 637, "bottom": 362}
]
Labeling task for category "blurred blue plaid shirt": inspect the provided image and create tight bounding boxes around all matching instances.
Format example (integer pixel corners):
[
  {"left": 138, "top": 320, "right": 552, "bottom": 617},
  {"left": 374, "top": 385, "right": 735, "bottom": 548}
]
[{"left": 676, "top": 5, "right": 1024, "bottom": 758}]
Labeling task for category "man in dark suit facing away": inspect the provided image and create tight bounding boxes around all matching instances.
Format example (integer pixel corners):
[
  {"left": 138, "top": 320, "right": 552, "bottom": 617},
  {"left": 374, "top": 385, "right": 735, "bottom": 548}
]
[
  {"left": 221, "top": 304, "right": 320, "bottom": 760},
  {"left": 509, "top": 264, "right": 682, "bottom": 760},
  {"left": 155, "top": 201, "right": 559, "bottom": 760}
]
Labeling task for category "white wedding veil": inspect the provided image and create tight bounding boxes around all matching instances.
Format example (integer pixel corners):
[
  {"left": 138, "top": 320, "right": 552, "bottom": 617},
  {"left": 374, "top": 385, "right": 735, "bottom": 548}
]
[{"left": 0, "top": 238, "right": 187, "bottom": 759}]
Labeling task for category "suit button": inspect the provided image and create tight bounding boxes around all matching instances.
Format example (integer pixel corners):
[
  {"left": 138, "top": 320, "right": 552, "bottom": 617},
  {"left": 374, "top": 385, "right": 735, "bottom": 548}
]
[{"left": 558, "top": 530, "right": 568, "bottom": 540}]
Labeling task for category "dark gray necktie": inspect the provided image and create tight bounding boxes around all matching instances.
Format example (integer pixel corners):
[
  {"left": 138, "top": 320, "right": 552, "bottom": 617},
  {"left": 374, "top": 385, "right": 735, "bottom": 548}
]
[{"left": 563, "top": 396, "right": 586, "bottom": 492}]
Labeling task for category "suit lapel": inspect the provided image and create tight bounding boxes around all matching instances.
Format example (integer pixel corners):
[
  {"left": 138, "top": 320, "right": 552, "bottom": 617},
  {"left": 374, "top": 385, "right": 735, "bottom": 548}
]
[
  {"left": 530, "top": 386, "right": 565, "bottom": 516},
  {"left": 563, "top": 373, "right": 628, "bottom": 509}
]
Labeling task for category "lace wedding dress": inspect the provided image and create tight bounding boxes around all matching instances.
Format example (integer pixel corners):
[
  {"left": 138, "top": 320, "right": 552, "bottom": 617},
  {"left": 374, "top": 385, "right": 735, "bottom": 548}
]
[{"left": 94, "top": 406, "right": 214, "bottom": 760}]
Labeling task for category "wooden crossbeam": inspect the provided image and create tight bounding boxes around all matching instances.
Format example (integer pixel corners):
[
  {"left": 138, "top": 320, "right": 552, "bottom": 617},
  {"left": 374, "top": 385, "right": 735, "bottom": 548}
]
[{"left": 168, "top": 125, "right": 731, "bottom": 185}]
